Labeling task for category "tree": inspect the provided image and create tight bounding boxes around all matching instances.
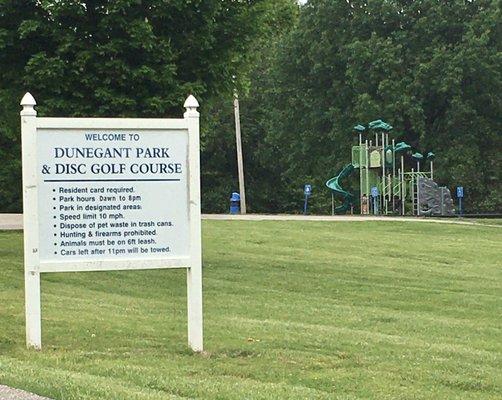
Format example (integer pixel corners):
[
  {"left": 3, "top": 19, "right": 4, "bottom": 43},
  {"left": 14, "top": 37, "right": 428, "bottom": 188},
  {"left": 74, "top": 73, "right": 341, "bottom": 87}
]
[
  {"left": 199, "top": 0, "right": 299, "bottom": 213},
  {"left": 0, "top": 0, "right": 283, "bottom": 211},
  {"left": 258, "top": 0, "right": 501, "bottom": 213}
]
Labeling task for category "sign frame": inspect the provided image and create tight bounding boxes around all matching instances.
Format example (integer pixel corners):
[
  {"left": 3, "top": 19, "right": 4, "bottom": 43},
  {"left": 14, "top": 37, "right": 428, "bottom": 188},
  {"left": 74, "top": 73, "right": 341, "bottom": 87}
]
[{"left": 20, "top": 93, "right": 203, "bottom": 352}]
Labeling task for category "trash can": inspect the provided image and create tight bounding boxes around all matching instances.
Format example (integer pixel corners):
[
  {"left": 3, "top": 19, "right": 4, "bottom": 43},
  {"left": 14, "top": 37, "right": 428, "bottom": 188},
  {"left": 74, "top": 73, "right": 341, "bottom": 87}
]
[{"left": 229, "top": 192, "right": 240, "bottom": 214}]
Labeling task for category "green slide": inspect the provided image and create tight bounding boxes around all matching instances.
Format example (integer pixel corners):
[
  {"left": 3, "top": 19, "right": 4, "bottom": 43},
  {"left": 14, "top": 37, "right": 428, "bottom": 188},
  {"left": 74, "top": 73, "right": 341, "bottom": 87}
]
[{"left": 325, "top": 164, "right": 355, "bottom": 213}]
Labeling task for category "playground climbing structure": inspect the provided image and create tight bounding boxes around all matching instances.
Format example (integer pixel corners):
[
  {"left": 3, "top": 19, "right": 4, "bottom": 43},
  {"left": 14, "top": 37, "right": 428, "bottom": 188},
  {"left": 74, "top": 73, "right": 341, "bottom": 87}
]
[{"left": 326, "top": 120, "right": 455, "bottom": 216}]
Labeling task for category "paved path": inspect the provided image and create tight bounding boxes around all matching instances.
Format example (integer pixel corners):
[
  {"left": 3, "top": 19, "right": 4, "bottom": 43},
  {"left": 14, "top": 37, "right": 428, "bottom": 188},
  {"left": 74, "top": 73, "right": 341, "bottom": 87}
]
[
  {"left": 0, "top": 385, "right": 51, "bottom": 400},
  {"left": 1, "top": 213, "right": 495, "bottom": 231},
  {"left": 205, "top": 214, "right": 501, "bottom": 227},
  {"left": 0, "top": 214, "right": 23, "bottom": 230}
]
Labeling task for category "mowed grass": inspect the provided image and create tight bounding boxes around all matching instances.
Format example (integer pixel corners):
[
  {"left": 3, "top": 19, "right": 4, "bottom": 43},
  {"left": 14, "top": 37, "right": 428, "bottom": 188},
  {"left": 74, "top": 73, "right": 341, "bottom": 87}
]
[{"left": 0, "top": 220, "right": 501, "bottom": 399}]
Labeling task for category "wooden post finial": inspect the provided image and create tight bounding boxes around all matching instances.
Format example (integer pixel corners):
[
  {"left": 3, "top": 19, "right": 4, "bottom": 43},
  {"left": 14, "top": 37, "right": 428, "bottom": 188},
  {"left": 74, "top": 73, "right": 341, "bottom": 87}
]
[
  {"left": 20, "top": 92, "right": 37, "bottom": 116},
  {"left": 184, "top": 95, "right": 199, "bottom": 117}
]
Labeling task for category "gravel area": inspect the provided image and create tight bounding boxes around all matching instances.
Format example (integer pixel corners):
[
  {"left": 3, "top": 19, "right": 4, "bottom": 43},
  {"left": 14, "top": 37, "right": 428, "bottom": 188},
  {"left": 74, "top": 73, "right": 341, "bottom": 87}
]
[{"left": 0, "top": 385, "right": 52, "bottom": 400}]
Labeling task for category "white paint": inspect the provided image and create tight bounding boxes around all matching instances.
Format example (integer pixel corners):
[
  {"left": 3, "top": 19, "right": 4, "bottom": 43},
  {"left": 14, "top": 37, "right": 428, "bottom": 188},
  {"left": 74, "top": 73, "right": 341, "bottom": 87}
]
[
  {"left": 21, "top": 93, "right": 41, "bottom": 350},
  {"left": 21, "top": 93, "right": 203, "bottom": 351},
  {"left": 37, "top": 129, "right": 189, "bottom": 266},
  {"left": 184, "top": 94, "right": 203, "bottom": 352}
]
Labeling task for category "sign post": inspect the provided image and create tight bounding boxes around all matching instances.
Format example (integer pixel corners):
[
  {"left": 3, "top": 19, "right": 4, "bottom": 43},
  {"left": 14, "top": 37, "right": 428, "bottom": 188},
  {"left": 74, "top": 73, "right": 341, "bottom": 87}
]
[
  {"left": 371, "top": 186, "right": 379, "bottom": 215},
  {"left": 21, "top": 92, "right": 203, "bottom": 351},
  {"left": 456, "top": 186, "right": 464, "bottom": 217},
  {"left": 303, "top": 184, "right": 312, "bottom": 215}
]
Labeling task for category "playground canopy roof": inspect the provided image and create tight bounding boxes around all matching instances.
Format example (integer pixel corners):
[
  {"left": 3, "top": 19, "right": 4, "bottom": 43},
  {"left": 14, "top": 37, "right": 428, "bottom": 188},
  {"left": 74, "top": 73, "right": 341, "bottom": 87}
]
[
  {"left": 368, "top": 119, "right": 393, "bottom": 131},
  {"left": 394, "top": 142, "right": 412, "bottom": 153}
]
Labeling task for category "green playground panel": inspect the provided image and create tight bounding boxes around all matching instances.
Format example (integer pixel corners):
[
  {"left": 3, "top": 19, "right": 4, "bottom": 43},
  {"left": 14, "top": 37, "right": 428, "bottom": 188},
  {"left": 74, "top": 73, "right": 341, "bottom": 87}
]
[
  {"left": 369, "top": 150, "right": 381, "bottom": 167},
  {"left": 385, "top": 148, "right": 393, "bottom": 164},
  {"left": 361, "top": 169, "right": 379, "bottom": 195},
  {"left": 352, "top": 146, "right": 383, "bottom": 169},
  {"left": 351, "top": 145, "right": 370, "bottom": 168}
]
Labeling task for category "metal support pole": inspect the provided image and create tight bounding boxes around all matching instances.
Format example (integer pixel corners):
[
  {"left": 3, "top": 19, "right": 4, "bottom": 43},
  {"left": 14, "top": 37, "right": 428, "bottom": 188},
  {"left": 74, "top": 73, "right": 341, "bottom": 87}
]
[
  {"left": 331, "top": 192, "right": 335, "bottom": 216},
  {"left": 385, "top": 133, "right": 390, "bottom": 213},
  {"left": 411, "top": 168, "right": 415, "bottom": 215},
  {"left": 397, "top": 168, "right": 401, "bottom": 201},
  {"left": 365, "top": 140, "right": 369, "bottom": 202},
  {"left": 387, "top": 175, "right": 391, "bottom": 212},
  {"left": 387, "top": 134, "right": 391, "bottom": 209},
  {"left": 417, "top": 161, "right": 420, "bottom": 216},
  {"left": 359, "top": 133, "right": 363, "bottom": 214},
  {"left": 381, "top": 132, "right": 386, "bottom": 214},
  {"left": 397, "top": 168, "right": 401, "bottom": 214},
  {"left": 440, "top": 187, "right": 444, "bottom": 215},
  {"left": 392, "top": 139, "right": 395, "bottom": 212},
  {"left": 430, "top": 160, "right": 434, "bottom": 180},
  {"left": 401, "top": 155, "right": 405, "bottom": 215}
]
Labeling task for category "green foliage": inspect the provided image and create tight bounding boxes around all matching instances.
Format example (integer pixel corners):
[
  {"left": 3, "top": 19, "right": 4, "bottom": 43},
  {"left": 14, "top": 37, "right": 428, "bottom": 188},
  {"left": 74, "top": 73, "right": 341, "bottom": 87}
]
[
  {"left": 0, "top": 0, "right": 284, "bottom": 211},
  {"left": 1, "top": 0, "right": 500, "bottom": 214},
  {"left": 239, "top": 0, "right": 501, "bottom": 213},
  {"left": 199, "top": 0, "right": 299, "bottom": 213}
]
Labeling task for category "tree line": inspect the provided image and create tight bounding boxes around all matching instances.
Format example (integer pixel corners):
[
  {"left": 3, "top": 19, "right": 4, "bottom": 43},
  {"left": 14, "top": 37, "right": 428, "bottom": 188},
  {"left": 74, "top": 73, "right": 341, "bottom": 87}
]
[{"left": 1, "top": 0, "right": 500, "bottom": 214}]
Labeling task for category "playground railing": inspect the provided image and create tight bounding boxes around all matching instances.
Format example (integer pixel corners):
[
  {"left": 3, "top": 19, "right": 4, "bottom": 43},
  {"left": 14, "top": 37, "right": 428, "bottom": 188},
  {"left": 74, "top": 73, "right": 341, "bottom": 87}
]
[{"left": 403, "top": 171, "right": 431, "bottom": 178}]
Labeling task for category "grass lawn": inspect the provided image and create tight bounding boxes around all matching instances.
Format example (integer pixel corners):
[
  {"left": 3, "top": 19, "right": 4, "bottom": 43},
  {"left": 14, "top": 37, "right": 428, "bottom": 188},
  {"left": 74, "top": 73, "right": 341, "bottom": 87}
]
[{"left": 0, "top": 220, "right": 501, "bottom": 399}]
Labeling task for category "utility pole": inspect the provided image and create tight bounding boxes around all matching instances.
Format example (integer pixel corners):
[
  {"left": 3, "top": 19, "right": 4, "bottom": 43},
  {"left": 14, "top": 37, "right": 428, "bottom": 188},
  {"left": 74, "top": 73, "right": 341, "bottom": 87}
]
[{"left": 233, "top": 92, "right": 247, "bottom": 214}]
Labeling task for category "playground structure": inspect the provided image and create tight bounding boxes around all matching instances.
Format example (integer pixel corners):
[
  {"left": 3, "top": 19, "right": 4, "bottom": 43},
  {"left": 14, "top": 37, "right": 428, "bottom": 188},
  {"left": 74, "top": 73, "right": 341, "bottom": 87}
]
[{"left": 326, "top": 120, "right": 455, "bottom": 216}]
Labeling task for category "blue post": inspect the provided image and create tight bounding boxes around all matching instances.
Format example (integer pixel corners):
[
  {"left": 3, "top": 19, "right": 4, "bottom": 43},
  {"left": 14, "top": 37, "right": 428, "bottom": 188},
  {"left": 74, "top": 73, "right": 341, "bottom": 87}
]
[
  {"left": 456, "top": 186, "right": 464, "bottom": 217},
  {"left": 303, "top": 184, "right": 312, "bottom": 215},
  {"left": 371, "top": 186, "right": 379, "bottom": 215}
]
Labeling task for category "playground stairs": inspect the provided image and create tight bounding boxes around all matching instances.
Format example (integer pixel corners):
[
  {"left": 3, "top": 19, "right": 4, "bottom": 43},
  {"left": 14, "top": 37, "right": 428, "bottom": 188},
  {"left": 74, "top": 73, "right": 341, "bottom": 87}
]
[
  {"left": 413, "top": 191, "right": 419, "bottom": 215},
  {"left": 418, "top": 177, "right": 455, "bottom": 216}
]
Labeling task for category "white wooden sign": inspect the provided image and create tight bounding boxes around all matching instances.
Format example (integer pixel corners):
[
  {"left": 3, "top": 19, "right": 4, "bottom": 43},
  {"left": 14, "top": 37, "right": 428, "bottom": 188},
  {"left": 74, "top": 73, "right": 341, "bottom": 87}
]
[{"left": 21, "top": 92, "right": 203, "bottom": 351}]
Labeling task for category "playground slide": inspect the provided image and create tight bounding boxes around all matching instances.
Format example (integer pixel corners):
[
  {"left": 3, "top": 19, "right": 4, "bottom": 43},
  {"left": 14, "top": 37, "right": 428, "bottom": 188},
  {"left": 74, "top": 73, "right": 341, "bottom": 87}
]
[{"left": 325, "top": 164, "right": 355, "bottom": 213}]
